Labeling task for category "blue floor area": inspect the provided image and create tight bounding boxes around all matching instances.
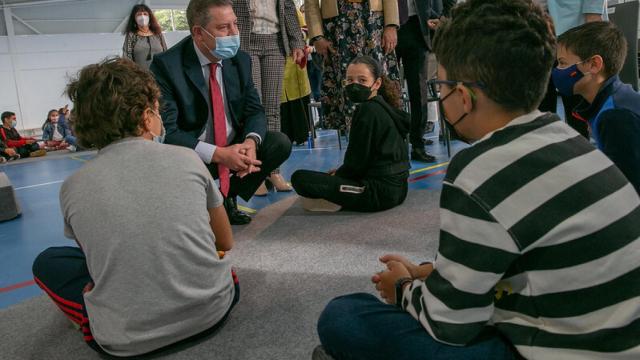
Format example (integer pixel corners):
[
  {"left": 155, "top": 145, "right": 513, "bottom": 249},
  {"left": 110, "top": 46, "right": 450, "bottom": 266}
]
[{"left": 0, "top": 130, "right": 466, "bottom": 309}]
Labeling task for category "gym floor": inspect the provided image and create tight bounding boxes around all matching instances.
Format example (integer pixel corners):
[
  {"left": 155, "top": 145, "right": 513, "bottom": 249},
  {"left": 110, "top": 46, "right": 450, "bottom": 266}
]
[{"left": 0, "top": 129, "right": 464, "bottom": 309}]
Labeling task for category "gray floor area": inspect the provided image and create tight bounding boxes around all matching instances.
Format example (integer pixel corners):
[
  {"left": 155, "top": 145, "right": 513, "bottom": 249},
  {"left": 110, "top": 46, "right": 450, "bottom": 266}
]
[{"left": 0, "top": 190, "right": 441, "bottom": 360}]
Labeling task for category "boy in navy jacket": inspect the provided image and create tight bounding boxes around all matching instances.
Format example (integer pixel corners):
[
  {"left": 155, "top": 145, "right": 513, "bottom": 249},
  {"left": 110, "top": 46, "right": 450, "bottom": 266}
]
[{"left": 553, "top": 21, "right": 640, "bottom": 192}]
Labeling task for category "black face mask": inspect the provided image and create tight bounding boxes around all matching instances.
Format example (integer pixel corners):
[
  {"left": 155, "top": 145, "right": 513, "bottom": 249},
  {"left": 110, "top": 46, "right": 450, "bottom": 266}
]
[
  {"left": 345, "top": 83, "right": 374, "bottom": 103},
  {"left": 439, "top": 88, "right": 470, "bottom": 144}
]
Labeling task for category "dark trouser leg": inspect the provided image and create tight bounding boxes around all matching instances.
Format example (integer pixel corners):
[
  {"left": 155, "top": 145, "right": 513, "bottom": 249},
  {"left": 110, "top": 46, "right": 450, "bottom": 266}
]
[
  {"left": 291, "top": 170, "right": 405, "bottom": 212},
  {"left": 318, "top": 293, "right": 517, "bottom": 360},
  {"left": 231, "top": 131, "right": 292, "bottom": 201},
  {"left": 32, "top": 246, "right": 105, "bottom": 353},
  {"left": 16, "top": 146, "right": 31, "bottom": 158},
  {"left": 397, "top": 17, "right": 428, "bottom": 149},
  {"left": 561, "top": 94, "right": 589, "bottom": 138}
]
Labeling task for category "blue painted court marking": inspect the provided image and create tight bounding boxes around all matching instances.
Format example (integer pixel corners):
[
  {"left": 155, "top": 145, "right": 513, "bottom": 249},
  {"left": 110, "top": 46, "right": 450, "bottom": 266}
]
[{"left": 0, "top": 131, "right": 463, "bottom": 309}]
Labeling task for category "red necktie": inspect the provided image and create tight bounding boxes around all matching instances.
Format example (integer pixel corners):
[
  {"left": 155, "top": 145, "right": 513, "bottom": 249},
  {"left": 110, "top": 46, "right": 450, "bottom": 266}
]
[{"left": 209, "top": 63, "right": 230, "bottom": 197}]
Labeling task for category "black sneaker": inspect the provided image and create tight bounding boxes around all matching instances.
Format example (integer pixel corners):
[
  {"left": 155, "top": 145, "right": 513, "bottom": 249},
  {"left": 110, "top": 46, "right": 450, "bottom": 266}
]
[{"left": 411, "top": 147, "right": 436, "bottom": 163}]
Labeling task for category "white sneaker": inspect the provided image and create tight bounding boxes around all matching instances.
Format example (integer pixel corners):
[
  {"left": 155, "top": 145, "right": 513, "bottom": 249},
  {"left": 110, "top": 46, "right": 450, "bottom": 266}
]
[{"left": 68, "top": 145, "right": 77, "bottom": 152}]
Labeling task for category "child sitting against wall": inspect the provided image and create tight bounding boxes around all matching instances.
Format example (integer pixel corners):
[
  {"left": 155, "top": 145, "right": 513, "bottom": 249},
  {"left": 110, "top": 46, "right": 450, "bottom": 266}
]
[
  {"left": 42, "top": 109, "right": 71, "bottom": 151},
  {"left": 1, "top": 111, "right": 46, "bottom": 158}
]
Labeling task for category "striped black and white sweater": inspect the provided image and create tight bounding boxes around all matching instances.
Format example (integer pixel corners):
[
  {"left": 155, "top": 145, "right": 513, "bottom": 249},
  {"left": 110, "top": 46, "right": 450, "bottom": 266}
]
[{"left": 401, "top": 110, "right": 640, "bottom": 359}]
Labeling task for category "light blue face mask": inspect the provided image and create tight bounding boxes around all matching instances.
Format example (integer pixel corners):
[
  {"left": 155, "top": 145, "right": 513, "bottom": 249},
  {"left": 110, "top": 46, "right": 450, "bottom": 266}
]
[
  {"left": 11, "top": 120, "right": 17, "bottom": 128},
  {"left": 201, "top": 28, "right": 240, "bottom": 60},
  {"left": 151, "top": 124, "right": 166, "bottom": 144},
  {"left": 150, "top": 111, "right": 165, "bottom": 144}
]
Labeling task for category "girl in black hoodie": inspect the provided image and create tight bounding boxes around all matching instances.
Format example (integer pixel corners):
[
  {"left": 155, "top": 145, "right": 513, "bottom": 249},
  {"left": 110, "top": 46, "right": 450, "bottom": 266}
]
[{"left": 291, "top": 56, "right": 410, "bottom": 212}]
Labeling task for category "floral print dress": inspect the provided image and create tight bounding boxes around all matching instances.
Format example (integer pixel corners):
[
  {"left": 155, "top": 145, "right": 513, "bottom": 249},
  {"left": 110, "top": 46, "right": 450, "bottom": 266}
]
[{"left": 321, "top": 0, "right": 401, "bottom": 130}]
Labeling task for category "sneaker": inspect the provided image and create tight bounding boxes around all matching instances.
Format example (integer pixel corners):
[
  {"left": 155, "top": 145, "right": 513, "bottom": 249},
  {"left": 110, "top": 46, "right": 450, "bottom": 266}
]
[
  {"left": 29, "top": 149, "right": 47, "bottom": 157},
  {"left": 301, "top": 197, "right": 342, "bottom": 212},
  {"left": 9, "top": 154, "right": 20, "bottom": 161},
  {"left": 312, "top": 345, "right": 335, "bottom": 360},
  {"left": 67, "top": 145, "right": 77, "bottom": 152},
  {"left": 0, "top": 157, "right": 5, "bottom": 164}
]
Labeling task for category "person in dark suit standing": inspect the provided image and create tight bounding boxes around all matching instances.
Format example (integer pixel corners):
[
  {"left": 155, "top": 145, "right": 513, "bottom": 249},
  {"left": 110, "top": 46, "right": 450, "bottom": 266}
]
[
  {"left": 150, "top": 0, "right": 292, "bottom": 225},
  {"left": 395, "top": 0, "right": 442, "bottom": 163}
]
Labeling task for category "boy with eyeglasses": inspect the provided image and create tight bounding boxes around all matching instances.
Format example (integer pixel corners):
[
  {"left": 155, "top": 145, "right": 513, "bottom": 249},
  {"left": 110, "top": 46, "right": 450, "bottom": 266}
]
[{"left": 312, "top": 1, "right": 640, "bottom": 359}]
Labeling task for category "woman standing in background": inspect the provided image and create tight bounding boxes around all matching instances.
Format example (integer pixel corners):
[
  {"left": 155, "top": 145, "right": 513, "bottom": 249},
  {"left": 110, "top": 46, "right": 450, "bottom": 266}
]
[
  {"left": 304, "top": 0, "right": 401, "bottom": 131},
  {"left": 122, "top": 4, "right": 167, "bottom": 70}
]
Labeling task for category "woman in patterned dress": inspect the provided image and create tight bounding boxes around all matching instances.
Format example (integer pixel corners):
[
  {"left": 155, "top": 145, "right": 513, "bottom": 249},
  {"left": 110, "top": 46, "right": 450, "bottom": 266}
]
[{"left": 305, "top": 0, "right": 401, "bottom": 130}]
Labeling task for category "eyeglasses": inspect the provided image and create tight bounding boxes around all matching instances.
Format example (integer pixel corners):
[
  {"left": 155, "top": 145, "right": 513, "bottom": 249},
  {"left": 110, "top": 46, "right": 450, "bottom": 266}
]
[{"left": 427, "top": 79, "right": 486, "bottom": 101}]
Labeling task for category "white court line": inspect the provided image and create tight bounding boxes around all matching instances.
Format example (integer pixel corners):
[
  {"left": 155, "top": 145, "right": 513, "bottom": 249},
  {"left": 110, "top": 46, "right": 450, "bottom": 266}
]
[
  {"left": 292, "top": 146, "right": 341, "bottom": 152},
  {"left": 14, "top": 180, "right": 64, "bottom": 191}
]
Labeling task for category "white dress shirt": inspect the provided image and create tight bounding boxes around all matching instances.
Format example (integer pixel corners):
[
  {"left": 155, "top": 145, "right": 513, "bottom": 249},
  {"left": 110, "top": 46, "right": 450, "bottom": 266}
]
[{"left": 192, "top": 42, "right": 263, "bottom": 164}]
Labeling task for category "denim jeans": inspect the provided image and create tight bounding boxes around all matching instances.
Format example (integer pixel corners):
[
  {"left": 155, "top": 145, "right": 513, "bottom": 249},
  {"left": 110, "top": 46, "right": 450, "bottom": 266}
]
[{"left": 317, "top": 293, "right": 517, "bottom": 360}]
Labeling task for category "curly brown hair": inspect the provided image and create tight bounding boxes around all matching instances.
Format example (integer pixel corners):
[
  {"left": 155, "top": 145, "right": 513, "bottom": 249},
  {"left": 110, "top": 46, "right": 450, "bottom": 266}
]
[{"left": 65, "top": 58, "right": 160, "bottom": 149}]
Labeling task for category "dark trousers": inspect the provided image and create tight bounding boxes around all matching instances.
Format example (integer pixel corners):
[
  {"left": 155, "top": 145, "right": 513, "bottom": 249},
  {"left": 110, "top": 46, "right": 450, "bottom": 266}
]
[
  {"left": 307, "top": 57, "right": 324, "bottom": 101},
  {"left": 396, "top": 16, "right": 428, "bottom": 148},
  {"left": 291, "top": 170, "right": 408, "bottom": 212},
  {"left": 318, "top": 293, "right": 518, "bottom": 360},
  {"left": 207, "top": 131, "right": 292, "bottom": 201},
  {"left": 32, "top": 246, "right": 240, "bottom": 358},
  {"left": 15, "top": 142, "right": 40, "bottom": 158}
]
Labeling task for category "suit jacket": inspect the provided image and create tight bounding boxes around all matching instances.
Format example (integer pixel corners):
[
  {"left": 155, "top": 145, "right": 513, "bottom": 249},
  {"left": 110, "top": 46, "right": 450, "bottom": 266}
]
[
  {"left": 412, "top": 0, "right": 443, "bottom": 50},
  {"left": 150, "top": 36, "right": 266, "bottom": 150},
  {"left": 442, "top": 0, "right": 457, "bottom": 17},
  {"left": 234, "top": 0, "right": 305, "bottom": 56},
  {"left": 305, "top": 0, "right": 400, "bottom": 39}
]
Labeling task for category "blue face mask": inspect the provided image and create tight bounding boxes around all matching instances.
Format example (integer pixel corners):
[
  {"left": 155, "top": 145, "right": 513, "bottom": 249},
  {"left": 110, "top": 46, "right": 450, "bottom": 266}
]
[
  {"left": 201, "top": 28, "right": 240, "bottom": 60},
  {"left": 151, "top": 124, "right": 166, "bottom": 144},
  {"left": 11, "top": 120, "right": 17, "bottom": 128},
  {"left": 551, "top": 62, "right": 585, "bottom": 97},
  {"left": 150, "top": 111, "right": 165, "bottom": 144}
]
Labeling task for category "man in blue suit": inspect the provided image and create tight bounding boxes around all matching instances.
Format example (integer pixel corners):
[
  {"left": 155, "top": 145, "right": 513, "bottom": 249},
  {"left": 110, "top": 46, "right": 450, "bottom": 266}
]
[{"left": 151, "top": 0, "right": 292, "bottom": 225}]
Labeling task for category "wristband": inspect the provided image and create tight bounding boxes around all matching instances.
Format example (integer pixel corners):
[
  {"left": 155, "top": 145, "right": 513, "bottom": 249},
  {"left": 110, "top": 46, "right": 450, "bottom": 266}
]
[{"left": 395, "top": 277, "right": 413, "bottom": 307}]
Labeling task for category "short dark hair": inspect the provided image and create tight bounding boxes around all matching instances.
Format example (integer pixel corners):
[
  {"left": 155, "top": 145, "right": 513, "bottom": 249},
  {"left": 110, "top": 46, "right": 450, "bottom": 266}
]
[
  {"left": 558, "top": 21, "right": 627, "bottom": 79},
  {"left": 1, "top": 111, "right": 15, "bottom": 122},
  {"left": 433, "top": 0, "right": 555, "bottom": 112},
  {"left": 187, "top": 0, "right": 232, "bottom": 32},
  {"left": 124, "top": 4, "right": 163, "bottom": 35},
  {"left": 65, "top": 58, "right": 160, "bottom": 149}
]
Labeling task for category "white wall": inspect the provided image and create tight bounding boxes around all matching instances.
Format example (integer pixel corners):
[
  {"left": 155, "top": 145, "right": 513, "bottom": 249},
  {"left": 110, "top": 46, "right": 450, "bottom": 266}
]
[{"left": 0, "top": 31, "right": 189, "bottom": 131}]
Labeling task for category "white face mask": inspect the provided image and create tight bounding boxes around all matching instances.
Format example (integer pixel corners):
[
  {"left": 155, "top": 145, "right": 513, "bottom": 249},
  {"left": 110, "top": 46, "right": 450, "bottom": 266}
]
[{"left": 136, "top": 15, "right": 150, "bottom": 27}]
